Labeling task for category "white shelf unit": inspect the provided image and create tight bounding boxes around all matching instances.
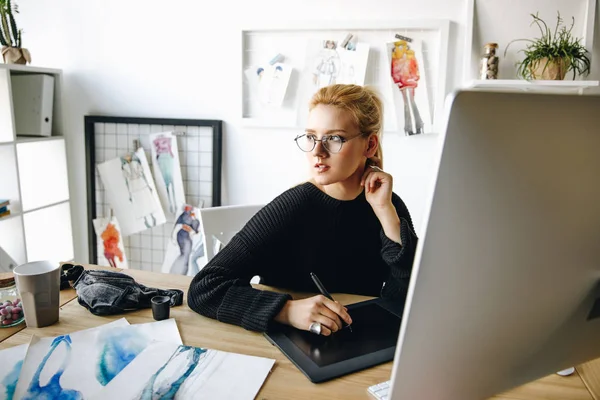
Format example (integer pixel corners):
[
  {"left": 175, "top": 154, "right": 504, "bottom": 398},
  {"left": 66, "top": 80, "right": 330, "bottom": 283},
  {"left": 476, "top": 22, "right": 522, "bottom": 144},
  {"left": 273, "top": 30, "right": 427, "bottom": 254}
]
[
  {"left": 0, "top": 64, "right": 74, "bottom": 271},
  {"left": 463, "top": 0, "right": 597, "bottom": 94}
]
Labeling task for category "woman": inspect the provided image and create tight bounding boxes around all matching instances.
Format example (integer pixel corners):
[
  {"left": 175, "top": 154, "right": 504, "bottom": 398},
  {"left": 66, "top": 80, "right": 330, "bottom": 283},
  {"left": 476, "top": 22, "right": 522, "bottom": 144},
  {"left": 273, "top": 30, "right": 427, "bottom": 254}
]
[{"left": 188, "top": 84, "right": 418, "bottom": 336}]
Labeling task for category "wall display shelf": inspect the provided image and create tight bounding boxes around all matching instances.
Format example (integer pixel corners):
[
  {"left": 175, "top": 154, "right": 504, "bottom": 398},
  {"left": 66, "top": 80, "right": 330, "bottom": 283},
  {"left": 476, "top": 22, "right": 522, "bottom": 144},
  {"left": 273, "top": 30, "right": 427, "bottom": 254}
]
[
  {"left": 466, "top": 79, "right": 599, "bottom": 94},
  {"left": 463, "top": 0, "right": 597, "bottom": 94},
  {"left": 0, "top": 64, "right": 74, "bottom": 271},
  {"left": 241, "top": 20, "right": 450, "bottom": 134}
]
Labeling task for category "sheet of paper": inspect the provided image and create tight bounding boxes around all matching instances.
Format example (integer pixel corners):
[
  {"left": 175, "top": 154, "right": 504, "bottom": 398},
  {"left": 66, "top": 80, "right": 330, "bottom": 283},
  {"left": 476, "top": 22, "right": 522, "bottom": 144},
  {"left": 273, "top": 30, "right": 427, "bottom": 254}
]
[
  {"left": 387, "top": 38, "right": 432, "bottom": 135},
  {"left": 90, "top": 341, "right": 275, "bottom": 400},
  {"left": 97, "top": 148, "right": 166, "bottom": 236},
  {"left": 148, "top": 131, "right": 186, "bottom": 217},
  {"left": 0, "top": 318, "right": 129, "bottom": 400},
  {"left": 257, "top": 62, "right": 292, "bottom": 107},
  {"left": 0, "top": 344, "right": 27, "bottom": 400},
  {"left": 14, "top": 319, "right": 181, "bottom": 399},
  {"left": 93, "top": 216, "right": 128, "bottom": 269},
  {"left": 161, "top": 203, "right": 207, "bottom": 276}
]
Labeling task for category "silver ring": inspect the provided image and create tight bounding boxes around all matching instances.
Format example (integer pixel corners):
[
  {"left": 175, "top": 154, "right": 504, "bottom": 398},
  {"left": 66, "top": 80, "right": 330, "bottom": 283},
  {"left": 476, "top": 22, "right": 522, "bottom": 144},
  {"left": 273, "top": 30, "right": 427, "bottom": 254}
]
[
  {"left": 369, "top": 165, "right": 384, "bottom": 173},
  {"left": 309, "top": 322, "right": 322, "bottom": 335}
]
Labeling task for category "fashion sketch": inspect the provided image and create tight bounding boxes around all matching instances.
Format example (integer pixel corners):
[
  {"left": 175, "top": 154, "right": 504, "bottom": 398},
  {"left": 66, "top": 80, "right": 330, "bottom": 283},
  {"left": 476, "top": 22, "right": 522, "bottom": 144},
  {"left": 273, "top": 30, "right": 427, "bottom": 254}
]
[
  {"left": 93, "top": 216, "right": 128, "bottom": 269},
  {"left": 257, "top": 63, "right": 292, "bottom": 107},
  {"left": 162, "top": 204, "right": 207, "bottom": 276},
  {"left": 120, "top": 153, "right": 158, "bottom": 228},
  {"left": 149, "top": 131, "right": 186, "bottom": 217},
  {"left": 312, "top": 40, "right": 341, "bottom": 89},
  {"left": 97, "top": 148, "right": 166, "bottom": 236},
  {"left": 388, "top": 38, "right": 431, "bottom": 135},
  {"left": 336, "top": 42, "right": 370, "bottom": 86}
]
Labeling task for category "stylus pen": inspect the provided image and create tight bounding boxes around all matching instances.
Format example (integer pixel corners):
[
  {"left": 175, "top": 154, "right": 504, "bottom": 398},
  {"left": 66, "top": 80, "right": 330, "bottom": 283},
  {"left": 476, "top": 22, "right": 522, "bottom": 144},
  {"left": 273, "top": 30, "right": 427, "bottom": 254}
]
[{"left": 310, "top": 272, "right": 353, "bottom": 332}]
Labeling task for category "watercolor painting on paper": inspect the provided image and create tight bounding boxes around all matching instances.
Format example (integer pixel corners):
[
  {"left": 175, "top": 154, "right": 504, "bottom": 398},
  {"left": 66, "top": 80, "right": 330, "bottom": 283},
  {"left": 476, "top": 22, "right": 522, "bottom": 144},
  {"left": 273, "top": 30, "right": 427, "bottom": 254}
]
[
  {"left": 93, "top": 216, "right": 128, "bottom": 269},
  {"left": 148, "top": 131, "right": 186, "bottom": 216},
  {"left": 91, "top": 341, "right": 275, "bottom": 400},
  {"left": 0, "top": 344, "right": 27, "bottom": 400},
  {"left": 1, "top": 319, "right": 129, "bottom": 400},
  {"left": 387, "top": 37, "right": 432, "bottom": 135},
  {"left": 97, "top": 148, "right": 166, "bottom": 236},
  {"left": 161, "top": 204, "right": 206, "bottom": 276},
  {"left": 13, "top": 319, "right": 181, "bottom": 400}
]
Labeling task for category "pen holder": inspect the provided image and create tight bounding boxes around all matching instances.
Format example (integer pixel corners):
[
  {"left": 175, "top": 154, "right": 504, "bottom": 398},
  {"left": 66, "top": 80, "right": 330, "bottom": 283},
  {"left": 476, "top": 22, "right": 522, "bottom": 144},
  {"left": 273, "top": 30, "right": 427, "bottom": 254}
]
[{"left": 151, "top": 295, "right": 170, "bottom": 321}]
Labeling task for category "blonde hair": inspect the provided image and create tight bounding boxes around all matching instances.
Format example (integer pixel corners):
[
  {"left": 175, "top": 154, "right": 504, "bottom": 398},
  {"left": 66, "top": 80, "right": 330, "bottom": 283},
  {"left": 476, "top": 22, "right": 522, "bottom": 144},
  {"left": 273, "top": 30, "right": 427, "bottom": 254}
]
[{"left": 309, "top": 84, "right": 384, "bottom": 166}]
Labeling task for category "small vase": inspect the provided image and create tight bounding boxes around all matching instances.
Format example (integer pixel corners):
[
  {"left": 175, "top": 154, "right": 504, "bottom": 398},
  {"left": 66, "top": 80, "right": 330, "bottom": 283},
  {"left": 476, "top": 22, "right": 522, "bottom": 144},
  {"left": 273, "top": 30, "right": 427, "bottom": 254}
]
[
  {"left": 1, "top": 46, "right": 32, "bottom": 65},
  {"left": 530, "top": 57, "right": 570, "bottom": 80}
]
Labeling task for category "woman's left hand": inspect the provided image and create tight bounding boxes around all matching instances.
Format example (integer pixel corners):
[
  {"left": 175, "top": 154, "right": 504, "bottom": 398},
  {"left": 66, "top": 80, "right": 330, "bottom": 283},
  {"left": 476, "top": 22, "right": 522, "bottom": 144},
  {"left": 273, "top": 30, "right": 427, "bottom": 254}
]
[
  {"left": 361, "top": 158, "right": 402, "bottom": 244},
  {"left": 361, "top": 157, "right": 393, "bottom": 210}
]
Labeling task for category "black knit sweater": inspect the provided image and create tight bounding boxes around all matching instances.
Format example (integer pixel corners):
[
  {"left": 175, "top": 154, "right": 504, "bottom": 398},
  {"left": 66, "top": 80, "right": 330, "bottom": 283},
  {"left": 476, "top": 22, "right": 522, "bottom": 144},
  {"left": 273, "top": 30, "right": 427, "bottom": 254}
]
[{"left": 187, "top": 182, "right": 418, "bottom": 332}]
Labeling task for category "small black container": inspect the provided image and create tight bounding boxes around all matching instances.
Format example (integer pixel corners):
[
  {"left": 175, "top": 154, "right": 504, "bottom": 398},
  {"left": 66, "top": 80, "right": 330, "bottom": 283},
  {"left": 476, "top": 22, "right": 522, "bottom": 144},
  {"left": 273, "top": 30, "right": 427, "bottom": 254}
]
[{"left": 151, "top": 295, "right": 171, "bottom": 321}]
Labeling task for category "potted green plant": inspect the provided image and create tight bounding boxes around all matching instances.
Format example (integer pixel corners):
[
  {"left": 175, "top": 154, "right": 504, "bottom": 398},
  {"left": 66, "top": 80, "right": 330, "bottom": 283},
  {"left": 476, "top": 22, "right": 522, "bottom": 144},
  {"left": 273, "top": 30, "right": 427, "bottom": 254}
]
[
  {"left": 0, "top": 0, "right": 30, "bottom": 64},
  {"left": 504, "top": 12, "right": 590, "bottom": 80}
]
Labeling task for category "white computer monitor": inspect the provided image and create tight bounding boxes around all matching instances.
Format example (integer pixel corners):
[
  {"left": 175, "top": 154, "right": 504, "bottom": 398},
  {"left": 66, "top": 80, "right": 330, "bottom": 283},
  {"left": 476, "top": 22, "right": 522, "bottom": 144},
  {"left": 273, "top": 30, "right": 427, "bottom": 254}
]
[{"left": 388, "top": 90, "right": 600, "bottom": 400}]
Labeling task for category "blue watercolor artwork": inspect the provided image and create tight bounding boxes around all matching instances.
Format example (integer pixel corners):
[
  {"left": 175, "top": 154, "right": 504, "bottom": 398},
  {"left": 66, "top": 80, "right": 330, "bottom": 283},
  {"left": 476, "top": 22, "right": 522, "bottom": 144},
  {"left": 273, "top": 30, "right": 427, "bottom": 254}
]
[
  {"left": 96, "top": 325, "right": 152, "bottom": 385},
  {"left": 0, "top": 343, "right": 28, "bottom": 400},
  {"left": 137, "top": 346, "right": 206, "bottom": 399},
  {"left": 1, "top": 359, "right": 23, "bottom": 400},
  {"left": 13, "top": 319, "right": 181, "bottom": 400},
  {"left": 91, "top": 341, "right": 275, "bottom": 400},
  {"left": 22, "top": 335, "right": 83, "bottom": 400}
]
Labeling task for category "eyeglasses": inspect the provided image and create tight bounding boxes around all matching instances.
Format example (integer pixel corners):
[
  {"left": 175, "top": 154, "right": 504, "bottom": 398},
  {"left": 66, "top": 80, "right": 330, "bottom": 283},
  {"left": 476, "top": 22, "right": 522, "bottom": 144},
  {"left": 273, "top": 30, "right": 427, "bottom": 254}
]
[{"left": 294, "top": 133, "right": 362, "bottom": 154}]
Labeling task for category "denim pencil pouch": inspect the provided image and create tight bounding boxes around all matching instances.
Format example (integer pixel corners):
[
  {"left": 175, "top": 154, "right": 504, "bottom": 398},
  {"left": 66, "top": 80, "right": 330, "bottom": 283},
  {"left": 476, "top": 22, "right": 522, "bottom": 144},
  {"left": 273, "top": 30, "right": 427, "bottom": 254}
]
[{"left": 73, "top": 269, "right": 184, "bottom": 316}]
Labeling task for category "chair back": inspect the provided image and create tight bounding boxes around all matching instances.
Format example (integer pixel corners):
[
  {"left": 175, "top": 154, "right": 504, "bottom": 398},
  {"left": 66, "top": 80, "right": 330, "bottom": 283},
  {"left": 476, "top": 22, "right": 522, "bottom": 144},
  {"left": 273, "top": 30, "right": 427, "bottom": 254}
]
[{"left": 199, "top": 204, "right": 264, "bottom": 262}]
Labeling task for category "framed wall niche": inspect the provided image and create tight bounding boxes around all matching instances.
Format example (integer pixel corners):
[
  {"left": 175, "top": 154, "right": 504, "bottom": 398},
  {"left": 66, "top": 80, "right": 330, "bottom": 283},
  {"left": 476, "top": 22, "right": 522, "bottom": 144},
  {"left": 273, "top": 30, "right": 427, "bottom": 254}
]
[{"left": 241, "top": 19, "right": 450, "bottom": 135}]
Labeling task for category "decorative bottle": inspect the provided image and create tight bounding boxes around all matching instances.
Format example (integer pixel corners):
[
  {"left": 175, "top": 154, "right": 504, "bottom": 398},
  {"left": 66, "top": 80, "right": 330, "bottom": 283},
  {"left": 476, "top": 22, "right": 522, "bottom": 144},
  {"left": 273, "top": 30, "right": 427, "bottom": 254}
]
[{"left": 480, "top": 43, "right": 499, "bottom": 80}]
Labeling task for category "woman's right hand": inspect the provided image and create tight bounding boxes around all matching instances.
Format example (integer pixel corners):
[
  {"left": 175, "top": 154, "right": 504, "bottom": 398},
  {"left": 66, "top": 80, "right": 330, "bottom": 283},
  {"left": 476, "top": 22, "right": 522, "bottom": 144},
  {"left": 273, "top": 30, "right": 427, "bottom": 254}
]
[{"left": 274, "top": 295, "right": 353, "bottom": 336}]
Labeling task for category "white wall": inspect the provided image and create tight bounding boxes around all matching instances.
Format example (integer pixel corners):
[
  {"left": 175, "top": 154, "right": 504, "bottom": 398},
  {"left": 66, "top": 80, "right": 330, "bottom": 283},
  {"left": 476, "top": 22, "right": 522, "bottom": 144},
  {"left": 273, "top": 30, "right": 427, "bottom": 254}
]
[{"left": 16, "top": 0, "right": 599, "bottom": 263}]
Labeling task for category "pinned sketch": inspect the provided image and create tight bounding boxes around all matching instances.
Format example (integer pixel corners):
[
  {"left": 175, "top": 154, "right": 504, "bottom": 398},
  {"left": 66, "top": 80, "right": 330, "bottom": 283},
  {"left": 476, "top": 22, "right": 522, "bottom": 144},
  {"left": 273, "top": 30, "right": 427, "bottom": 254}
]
[
  {"left": 1, "top": 319, "right": 129, "bottom": 400},
  {"left": 90, "top": 341, "right": 275, "bottom": 400},
  {"left": 149, "top": 131, "right": 186, "bottom": 215},
  {"left": 162, "top": 204, "right": 206, "bottom": 276},
  {"left": 93, "top": 216, "right": 128, "bottom": 269},
  {"left": 0, "top": 344, "right": 27, "bottom": 400},
  {"left": 257, "top": 63, "right": 292, "bottom": 107},
  {"left": 13, "top": 319, "right": 181, "bottom": 400},
  {"left": 97, "top": 147, "right": 166, "bottom": 236},
  {"left": 387, "top": 37, "right": 432, "bottom": 135},
  {"left": 336, "top": 42, "right": 370, "bottom": 85},
  {"left": 310, "top": 39, "right": 341, "bottom": 89}
]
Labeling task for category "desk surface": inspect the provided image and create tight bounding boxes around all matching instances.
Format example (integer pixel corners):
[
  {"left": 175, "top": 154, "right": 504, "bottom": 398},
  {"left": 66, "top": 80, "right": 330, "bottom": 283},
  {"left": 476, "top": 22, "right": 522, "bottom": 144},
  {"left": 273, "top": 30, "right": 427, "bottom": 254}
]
[
  {"left": 0, "top": 267, "right": 599, "bottom": 400},
  {"left": 0, "top": 265, "right": 120, "bottom": 343}
]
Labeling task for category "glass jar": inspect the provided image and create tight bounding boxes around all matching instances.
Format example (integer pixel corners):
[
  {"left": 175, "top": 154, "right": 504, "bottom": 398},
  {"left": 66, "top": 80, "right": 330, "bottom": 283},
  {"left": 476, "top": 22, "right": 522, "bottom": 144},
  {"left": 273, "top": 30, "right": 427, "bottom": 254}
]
[
  {"left": 0, "top": 275, "right": 25, "bottom": 327},
  {"left": 480, "top": 43, "right": 499, "bottom": 80}
]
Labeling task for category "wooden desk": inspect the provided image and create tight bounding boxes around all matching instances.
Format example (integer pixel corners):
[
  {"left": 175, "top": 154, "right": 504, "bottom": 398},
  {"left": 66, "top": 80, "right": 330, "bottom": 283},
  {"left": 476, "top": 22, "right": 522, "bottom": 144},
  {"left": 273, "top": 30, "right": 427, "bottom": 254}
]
[
  {"left": 0, "top": 267, "right": 599, "bottom": 400},
  {"left": 0, "top": 265, "right": 121, "bottom": 343}
]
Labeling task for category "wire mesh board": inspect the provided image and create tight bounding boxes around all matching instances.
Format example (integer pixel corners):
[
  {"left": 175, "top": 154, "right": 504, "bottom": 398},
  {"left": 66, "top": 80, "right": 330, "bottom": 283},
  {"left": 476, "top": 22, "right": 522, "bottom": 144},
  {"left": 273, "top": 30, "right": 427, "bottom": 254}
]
[{"left": 84, "top": 116, "right": 222, "bottom": 271}]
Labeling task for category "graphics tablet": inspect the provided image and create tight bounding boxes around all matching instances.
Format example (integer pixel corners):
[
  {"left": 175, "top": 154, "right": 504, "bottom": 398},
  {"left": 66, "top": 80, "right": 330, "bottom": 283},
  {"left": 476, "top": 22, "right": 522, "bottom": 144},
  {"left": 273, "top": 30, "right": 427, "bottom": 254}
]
[{"left": 263, "top": 298, "right": 404, "bottom": 383}]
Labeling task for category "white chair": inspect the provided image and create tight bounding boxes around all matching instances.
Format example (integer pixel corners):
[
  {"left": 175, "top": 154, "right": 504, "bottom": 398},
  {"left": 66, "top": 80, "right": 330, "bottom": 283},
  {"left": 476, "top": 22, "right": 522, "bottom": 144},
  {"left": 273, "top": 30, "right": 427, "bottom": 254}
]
[{"left": 198, "top": 204, "right": 264, "bottom": 282}]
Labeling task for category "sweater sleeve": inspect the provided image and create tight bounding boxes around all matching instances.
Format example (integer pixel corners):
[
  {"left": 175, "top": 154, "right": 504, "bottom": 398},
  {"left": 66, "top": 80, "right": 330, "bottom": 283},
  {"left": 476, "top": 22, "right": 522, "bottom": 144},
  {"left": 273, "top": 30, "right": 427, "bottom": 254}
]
[
  {"left": 380, "top": 193, "right": 419, "bottom": 299},
  {"left": 187, "top": 189, "right": 306, "bottom": 332}
]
